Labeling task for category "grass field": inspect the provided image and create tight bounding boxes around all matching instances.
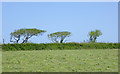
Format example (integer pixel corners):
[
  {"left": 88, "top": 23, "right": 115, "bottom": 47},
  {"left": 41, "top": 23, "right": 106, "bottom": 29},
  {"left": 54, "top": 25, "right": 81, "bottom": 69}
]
[{"left": 2, "top": 49, "right": 118, "bottom": 72}]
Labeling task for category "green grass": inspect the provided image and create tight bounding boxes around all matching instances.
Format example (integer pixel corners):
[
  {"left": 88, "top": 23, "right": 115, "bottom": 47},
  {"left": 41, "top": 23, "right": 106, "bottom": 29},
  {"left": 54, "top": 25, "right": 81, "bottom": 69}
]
[{"left": 2, "top": 49, "right": 118, "bottom": 72}]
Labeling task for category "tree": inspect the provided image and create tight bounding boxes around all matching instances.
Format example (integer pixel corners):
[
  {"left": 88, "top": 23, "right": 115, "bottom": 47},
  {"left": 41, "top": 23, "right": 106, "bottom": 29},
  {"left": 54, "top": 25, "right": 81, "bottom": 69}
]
[
  {"left": 48, "top": 31, "right": 71, "bottom": 43},
  {"left": 88, "top": 30, "right": 102, "bottom": 42},
  {"left": 21, "top": 29, "right": 46, "bottom": 43},
  {"left": 10, "top": 28, "right": 46, "bottom": 43},
  {"left": 10, "top": 29, "right": 25, "bottom": 43}
]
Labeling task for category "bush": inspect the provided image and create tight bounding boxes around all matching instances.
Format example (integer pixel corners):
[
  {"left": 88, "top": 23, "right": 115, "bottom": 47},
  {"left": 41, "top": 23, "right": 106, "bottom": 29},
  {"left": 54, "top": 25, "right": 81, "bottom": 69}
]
[{"left": 2, "top": 43, "right": 119, "bottom": 51}]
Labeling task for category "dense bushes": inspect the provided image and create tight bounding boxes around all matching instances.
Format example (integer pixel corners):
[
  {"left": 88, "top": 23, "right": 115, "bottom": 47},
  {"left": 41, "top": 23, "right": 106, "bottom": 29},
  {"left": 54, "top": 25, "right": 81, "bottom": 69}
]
[{"left": 2, "top": 43, "right": 119, "bottom": 51}]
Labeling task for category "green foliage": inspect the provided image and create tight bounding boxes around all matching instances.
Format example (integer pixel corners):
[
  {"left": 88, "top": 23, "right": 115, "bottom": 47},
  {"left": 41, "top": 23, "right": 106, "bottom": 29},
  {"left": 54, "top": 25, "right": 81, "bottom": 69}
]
[
  {"left": 2, "top": 43, "right": 118, "bottom": 51},
  {"left": 22, "top": 28, "right": 46, "bottom": 36},
  {"left": 48, "top": 31, "right": 71, "bottom": 43},
  {"left": 10, "top": 28, "right": 46, "bottom": 43},
  {"left": 11, "top": 28, "right": 46, "bottom": 36},
  {"left": 88, "top": 30, "right": 102, "bottom": 42}
]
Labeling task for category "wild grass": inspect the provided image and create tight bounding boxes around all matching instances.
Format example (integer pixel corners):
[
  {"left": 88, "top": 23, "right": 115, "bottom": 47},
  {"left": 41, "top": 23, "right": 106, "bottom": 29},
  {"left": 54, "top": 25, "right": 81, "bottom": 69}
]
[{"left": 2, "top": 49, "right": 118, "bottom": 72}]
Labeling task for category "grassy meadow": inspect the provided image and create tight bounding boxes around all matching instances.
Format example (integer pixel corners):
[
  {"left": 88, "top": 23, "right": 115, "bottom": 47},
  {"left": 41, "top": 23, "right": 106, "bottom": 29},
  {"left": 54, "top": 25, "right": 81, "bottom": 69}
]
[{"left": 2, "top": 49, "right": 118, "bottom": 72}]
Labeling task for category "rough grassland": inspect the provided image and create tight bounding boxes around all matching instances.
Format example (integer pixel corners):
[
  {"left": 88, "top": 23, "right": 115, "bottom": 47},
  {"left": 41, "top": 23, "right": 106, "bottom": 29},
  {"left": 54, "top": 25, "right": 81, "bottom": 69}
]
[{"left": 2, "top": 49, "right": 118, "bottom": 72}]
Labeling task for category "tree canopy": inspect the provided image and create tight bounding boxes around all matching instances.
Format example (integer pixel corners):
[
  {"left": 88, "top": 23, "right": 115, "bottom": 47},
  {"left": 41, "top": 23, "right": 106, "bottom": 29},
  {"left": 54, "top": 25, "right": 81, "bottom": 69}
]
[
  {"left": 10, "top": 29, "right": 25, "bottom": 43},
  {"left": 88, "top": 29, "right": 102, "bottom": 42},
  {"left": 48, "top": 31, "right": 71, "bottom": 43},
  {"left": 10, "top": 28, "right": 46, "bottom": 43}
]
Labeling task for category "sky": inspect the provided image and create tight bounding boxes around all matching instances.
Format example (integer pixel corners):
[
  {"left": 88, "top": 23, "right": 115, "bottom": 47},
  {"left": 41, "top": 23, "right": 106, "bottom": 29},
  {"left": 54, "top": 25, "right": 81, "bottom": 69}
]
[
  {"left": 2, "top": 2, "right": 118, "bottom": 43},
  {"left": 1, "top": 0, "right": 119, "bottom": 2}
]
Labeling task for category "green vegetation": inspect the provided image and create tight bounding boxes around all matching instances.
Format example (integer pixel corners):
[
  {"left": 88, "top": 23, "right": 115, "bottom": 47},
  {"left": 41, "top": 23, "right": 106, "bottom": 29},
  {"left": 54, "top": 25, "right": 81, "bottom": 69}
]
[
  {"left": 88, "top": 30, "right": 102, "bottom": 42},
  {"left": 2, "top": 49, "right": 118, "bottom": 72},
  {"left": 2, "top": 28, "right": 118, "bottom": 72},
  {"left": 8, "top": 28, "right": 104, "bottom": 44},
  {"left": 48, "top": 31, "right": 71, "bottom": 43},
  {"left": 10, "top": 28, "right": 46, "bottom": 43},
  {"left": 2, "top": 43, "right": 119, "bottom": 51}
]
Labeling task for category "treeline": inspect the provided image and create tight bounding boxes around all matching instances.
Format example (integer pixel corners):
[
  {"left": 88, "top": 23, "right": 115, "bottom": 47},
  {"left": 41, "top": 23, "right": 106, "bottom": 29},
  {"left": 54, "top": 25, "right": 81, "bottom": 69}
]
[
  {"left": 2, "top": 43, "right": 119, "bottom": 51},
  {"left": 9, "top": 28, "right": 102, "bottom": 44}
]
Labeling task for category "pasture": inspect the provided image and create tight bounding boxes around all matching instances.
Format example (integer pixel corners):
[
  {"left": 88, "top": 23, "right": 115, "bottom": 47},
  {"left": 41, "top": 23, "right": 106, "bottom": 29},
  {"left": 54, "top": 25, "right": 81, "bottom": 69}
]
[{"left": 2, "top": 49, "right": 118, "bottom": 72}]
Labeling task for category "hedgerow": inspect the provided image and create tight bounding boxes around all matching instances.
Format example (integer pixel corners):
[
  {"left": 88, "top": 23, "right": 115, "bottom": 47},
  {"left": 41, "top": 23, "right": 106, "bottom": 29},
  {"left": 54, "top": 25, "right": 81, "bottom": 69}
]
[{"left": 2, "top": 43, "right": 119, "bottom": 51}]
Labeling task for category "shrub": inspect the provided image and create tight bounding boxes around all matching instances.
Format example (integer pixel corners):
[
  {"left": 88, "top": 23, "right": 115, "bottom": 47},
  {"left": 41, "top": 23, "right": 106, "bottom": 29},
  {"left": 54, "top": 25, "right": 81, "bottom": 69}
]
[{"left": 2, "top": 43, "right": 119, "bottom": 51}]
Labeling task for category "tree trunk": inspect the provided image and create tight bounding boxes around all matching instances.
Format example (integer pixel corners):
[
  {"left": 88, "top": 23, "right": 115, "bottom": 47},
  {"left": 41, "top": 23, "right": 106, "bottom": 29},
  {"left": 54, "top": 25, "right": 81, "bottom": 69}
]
[
  {"left": 22, "top": 37, "right": 29, "bottom": 43},
  {"left": 89, "top": 36, "right": 93, "bottom": 42},
  {"left": 93, "top": 36, "right": 97, "bottom": 42},
  {"left": 60, "top": 39, "right": 63, "bottom": 43},
  {"left": 16, "top": 37, "right": 20, "bottom": 43}
]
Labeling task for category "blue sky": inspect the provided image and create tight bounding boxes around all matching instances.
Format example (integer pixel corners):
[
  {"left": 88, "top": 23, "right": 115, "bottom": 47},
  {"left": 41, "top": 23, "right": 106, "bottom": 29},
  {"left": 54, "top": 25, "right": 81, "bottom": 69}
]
[{"left": 2, "top": 2, "right": 118, "bottom": 43}]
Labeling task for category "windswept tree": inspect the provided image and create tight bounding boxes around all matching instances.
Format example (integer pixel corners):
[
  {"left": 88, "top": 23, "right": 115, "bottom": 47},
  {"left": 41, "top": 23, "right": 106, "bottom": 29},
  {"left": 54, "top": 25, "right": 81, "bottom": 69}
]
[
  {"left": 10, "top": 29, "right": 25, "bottom": 43},
  {"left": 10, "top": 28, "right": 46, "bottom": 43},
  {"left": 48, "top": 31, "right": 71, "bottom": 43},
  {"left": 21, "top": 29, "right": 46, "bottom": 43},
  {"left": 88, "top": 29, "right": 102, "bottom": 42}
]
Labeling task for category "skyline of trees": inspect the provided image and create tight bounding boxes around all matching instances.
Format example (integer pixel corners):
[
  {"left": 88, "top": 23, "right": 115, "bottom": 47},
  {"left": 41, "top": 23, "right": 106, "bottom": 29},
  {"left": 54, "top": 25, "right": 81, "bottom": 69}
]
[{"left": 4, "top": 28, "right": 103, "bottom": 44}]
